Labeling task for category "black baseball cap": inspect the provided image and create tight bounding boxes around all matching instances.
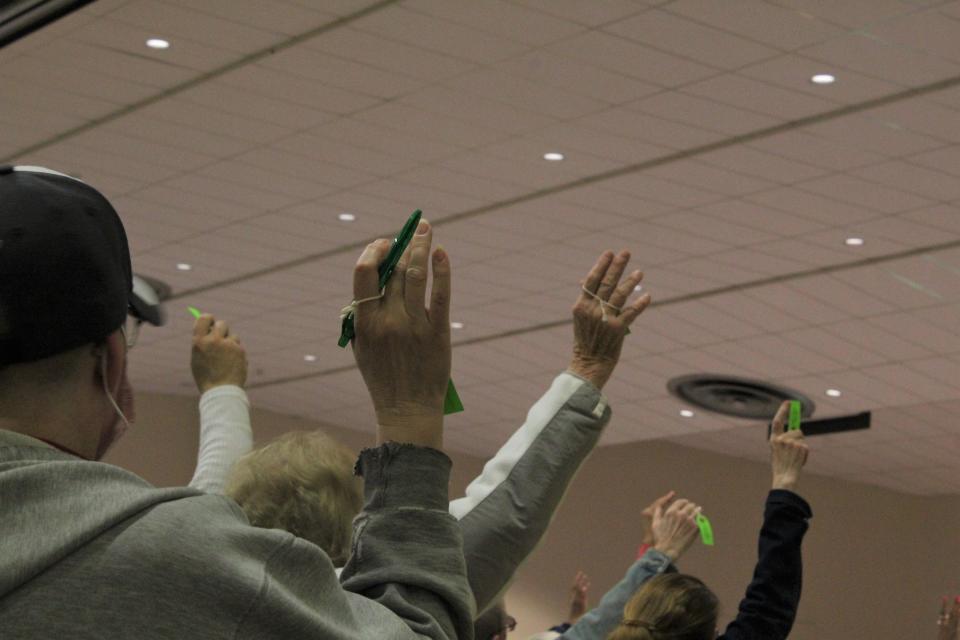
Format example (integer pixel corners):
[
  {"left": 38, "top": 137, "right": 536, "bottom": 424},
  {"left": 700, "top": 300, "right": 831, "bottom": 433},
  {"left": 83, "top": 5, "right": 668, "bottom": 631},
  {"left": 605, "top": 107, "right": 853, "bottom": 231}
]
[{"left": 0, "top": 165, "right": 135, "bottom": 365}]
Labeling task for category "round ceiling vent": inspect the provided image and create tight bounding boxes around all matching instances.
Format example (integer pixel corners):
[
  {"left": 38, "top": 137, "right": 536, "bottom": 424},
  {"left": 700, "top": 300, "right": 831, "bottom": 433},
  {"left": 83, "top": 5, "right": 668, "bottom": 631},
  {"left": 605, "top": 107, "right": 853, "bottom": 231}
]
[{"left": 667, "top": 374, "right": 814, "bottom": 420}]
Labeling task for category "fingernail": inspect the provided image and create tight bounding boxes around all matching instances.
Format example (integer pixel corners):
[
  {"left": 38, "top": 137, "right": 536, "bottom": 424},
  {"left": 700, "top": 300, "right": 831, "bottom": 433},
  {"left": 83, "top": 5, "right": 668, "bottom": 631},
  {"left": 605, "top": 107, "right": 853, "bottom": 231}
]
[
  {"left": 417, "top": 220, "right": 430, "bottom": 235},
  {"left": 434, "top": 246, "right": 447, "bottom": 262}
]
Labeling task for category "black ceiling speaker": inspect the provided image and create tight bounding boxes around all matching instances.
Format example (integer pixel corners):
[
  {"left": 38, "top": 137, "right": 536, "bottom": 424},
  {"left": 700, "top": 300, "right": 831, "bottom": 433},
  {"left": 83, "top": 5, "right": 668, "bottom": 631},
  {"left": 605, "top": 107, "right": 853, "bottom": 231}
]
[
  {"left": 0, "top": 0, "right": 95, "bottom": 49},
  {"left": 667, "top": 373, "right": 870, "bottom": 437}
]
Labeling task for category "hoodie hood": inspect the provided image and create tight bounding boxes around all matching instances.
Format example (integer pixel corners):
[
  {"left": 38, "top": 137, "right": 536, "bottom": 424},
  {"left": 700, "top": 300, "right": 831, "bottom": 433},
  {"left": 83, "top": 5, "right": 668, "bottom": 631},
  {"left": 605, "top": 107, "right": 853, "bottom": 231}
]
[{"left": 0, "top": 430, "right": 198, "bottom": 599}]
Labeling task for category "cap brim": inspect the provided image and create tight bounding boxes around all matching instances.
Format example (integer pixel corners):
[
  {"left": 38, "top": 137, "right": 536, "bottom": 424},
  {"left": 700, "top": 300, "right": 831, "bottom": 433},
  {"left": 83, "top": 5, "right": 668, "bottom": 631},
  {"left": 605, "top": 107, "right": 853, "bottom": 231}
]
[{"left": 129, "top": 274, "right": 166, "bottom": 326}]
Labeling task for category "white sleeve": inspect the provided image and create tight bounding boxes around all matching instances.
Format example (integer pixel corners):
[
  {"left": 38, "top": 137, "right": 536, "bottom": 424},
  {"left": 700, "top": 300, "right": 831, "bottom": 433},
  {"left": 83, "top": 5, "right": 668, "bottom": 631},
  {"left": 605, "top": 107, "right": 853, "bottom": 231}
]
[
  {"left": 188, "top": 385, "right": 253, "bottom": 494},
  {"left": 448, "top": 372, "right": 595, "bottom": 520}
]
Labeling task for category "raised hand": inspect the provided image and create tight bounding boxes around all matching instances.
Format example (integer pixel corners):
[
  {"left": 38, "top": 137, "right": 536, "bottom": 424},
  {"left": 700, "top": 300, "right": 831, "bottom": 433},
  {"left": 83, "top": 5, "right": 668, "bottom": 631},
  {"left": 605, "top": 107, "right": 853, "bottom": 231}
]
[
  {"left": 351, "top": 219, "right": 451, "bottom": 449},
  {"left": 651, "top": 498, "right": 701, "bottom": 562},
  {"left": 938, "top": 596, "right": 960, "bottom": 640},
  {"left": 770, "top": 401, "right": 810, "bottom": 493},
  {"left": 568, "top": 570, "right": 591, "bottom": 624},
  {"left": 569, "top": 250, "right": 652, "bottom": 390},
  {"left": 640, "top": 490, "right": 677, "bottom": 546},
  {"left": 190, "top": 314, "right": 248, "bottom": 394}
]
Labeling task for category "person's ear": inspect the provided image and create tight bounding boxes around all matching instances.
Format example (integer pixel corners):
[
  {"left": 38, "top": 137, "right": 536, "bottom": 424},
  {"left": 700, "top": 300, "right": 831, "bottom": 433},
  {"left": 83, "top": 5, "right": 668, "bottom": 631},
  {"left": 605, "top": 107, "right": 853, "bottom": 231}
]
[{"left": 94, "top": 330, "right": 126, "bottom": 394}]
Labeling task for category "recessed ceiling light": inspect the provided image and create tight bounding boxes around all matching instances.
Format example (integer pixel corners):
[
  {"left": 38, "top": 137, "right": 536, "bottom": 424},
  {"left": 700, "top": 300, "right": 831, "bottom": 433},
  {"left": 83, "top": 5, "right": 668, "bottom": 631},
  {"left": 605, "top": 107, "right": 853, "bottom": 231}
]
[
  {"left": 543, "top": 152, "right": 564, "bottom": 161},
  {"left": 811, "top": 73, "right": 835, "bottom": 85},
  {"left": 450, "top": 321, "right": 464, "bottom": 329},
  {"left": 304, "top": 354, "right": 318, "bottom": 362},
  {"left": 338, "top": 213, "right": 356, "bottom": 222},
  {"left": 680, "top": 409, "right": 695, "bottom": 418},
  {"left": 845, "top": 237, "right": 864, "bottom": 246},
  {"left": 146, "top": 38, "right": 170, "bottom": 50},
  {"left": 176, "top": 263, "right": 192, "bottom": 271},
  {"left": 826, "top": 389, "right": 842, "bottom": 397}
]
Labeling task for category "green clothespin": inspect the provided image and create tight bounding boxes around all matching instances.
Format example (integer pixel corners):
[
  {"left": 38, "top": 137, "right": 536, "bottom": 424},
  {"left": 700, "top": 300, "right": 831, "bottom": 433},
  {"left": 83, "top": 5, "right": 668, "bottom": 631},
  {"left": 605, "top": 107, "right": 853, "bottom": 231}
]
[
  {"left": 696, "top": 513, "right": 715, "bottom": 546},
  {"left": 788, "top": 400, "right": 802, "bottom": 431},
  {"left": 338, "top": 209, "right": 463, "bottom": 415},
  {"left": 188, "top": 306, "right": 202, "bottom": 319}
]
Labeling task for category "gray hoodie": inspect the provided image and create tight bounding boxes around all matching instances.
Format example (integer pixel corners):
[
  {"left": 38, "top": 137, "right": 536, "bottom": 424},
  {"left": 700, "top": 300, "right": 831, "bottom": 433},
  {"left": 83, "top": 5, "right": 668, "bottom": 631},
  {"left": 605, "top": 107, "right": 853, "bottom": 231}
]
[{"left": 0, "top": 432, "right": 473, "bottom": 639}]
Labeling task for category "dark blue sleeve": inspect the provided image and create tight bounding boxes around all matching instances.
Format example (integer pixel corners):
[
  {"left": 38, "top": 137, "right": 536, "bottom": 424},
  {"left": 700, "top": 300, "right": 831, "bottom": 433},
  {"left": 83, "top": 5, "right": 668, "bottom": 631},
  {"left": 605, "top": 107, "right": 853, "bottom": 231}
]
[{"left": 719, "top": 490, "right": 812, "bottom": 640}]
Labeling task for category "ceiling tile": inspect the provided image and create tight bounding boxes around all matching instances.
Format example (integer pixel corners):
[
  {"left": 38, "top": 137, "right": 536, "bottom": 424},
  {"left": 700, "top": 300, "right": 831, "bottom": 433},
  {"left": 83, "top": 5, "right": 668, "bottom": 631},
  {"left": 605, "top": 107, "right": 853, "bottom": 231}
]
[
  {"left": 738, "top": 53, "right": 902, "bottom": 103},
  {"left": 665, "top": 0, "right": 844, "bottom": 49},
  {"left": 681, "top": 73, "right": 839, "bottom": 120},
  {"left": 545, "top": 31, "right": 719, "bottom": 88},
  {"left": 604, "top": 9, "right": 778, "bottom": 69},
  {"left": 403, "top": 0, "right": 584, "bottom": 46},
  {"left": 629, "top": 91, "right": 781, "bottom": 135},
  {"left": 510, "top": 0, "right": 646, "bottom": 27},
  {"left": 793, "top": 174, "right": 935, "bottom": 214}
]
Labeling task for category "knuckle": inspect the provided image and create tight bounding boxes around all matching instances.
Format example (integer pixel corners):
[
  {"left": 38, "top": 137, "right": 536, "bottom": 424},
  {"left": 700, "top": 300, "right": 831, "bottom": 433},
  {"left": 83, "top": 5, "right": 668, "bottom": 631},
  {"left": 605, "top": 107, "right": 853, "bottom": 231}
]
[{"left": 406, "top": 266, "right": 427, "bottom": 282}]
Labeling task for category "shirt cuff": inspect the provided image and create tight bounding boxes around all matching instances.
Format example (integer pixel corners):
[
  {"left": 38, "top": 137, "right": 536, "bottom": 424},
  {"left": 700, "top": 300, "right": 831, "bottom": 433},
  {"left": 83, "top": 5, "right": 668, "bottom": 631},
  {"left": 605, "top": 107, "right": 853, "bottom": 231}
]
[
  {"left": 356, "top": 442, "right": 452, "bottom": 511},
  {"left": 199, "top": 384, "right": 249, "bottom": 408}
]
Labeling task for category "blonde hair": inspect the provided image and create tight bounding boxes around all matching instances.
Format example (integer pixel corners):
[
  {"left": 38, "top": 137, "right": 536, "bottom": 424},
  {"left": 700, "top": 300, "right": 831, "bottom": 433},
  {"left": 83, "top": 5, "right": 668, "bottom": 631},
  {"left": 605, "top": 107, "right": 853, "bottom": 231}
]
[
  {"left": 225, "top": 430, "right": 362, "bottom": 566},
  {"left": 607, "top": 574, "right": 718, "bottom": 640}
]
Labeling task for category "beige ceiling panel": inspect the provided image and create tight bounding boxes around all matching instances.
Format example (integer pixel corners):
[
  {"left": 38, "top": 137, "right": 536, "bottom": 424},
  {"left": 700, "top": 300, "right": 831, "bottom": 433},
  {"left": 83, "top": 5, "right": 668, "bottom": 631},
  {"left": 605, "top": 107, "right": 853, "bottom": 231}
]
[
  {"left": 497, "top": 51, "right": 659, "bottom": 104},
  {"left": 629, "top": 90, "right": 781, "bottom": 135},
  {"left": 800, "top": 31, "right": 960, "bottom": 87},
  {"left": 666, "top": 0, "right": 843, "bottom": 49},
  {"left": 605, "top": 9, "right": 777, "bottom": 69},
  {"left": 545, "top": 31, "right": 718, "bottom": 88},
  {"left": 163, "top": 0, "right": 334, "bottom": 35},
  {"left": 218, "top": 65, "right": 381, "bottom": 114},
  {"left": 682, "top": 73, "right": 840, "bottom": 120},
  {"left": 577, "top": 107, "right": 723, "bottom": 150},
  {"left": 402, "top": 0, "right": 583, "bottom": 46},
  {"left": 738, "top": 53, "right": 902, "bottom": 103},
  {"left": 303, "top": 27, "right": 475, "bottom": 82},
  {"left": 351, "top": 5, "right": 531, "bottom": 63}
]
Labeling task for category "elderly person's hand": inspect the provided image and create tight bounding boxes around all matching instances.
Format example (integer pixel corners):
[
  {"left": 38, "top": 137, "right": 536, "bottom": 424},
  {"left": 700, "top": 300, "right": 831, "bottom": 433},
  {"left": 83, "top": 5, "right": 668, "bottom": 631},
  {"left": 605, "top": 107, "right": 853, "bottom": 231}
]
[
  {"left": 770, "top": 401, "right": 810, "bottom": 493},
  {"left": 569, "top": 250, "right": 651, "bottom": 390},
  {"left": 191, "top": 314, "right": 248, "bottom": 393},
  {"left": 651, "top": 498, "right": 702, "bottom": 562},
  {"left": 352, "top": 219, "right": 450, "bottom": 450},
  {"left": 640, "top": 490, "right": 677, "bottom": 546}
]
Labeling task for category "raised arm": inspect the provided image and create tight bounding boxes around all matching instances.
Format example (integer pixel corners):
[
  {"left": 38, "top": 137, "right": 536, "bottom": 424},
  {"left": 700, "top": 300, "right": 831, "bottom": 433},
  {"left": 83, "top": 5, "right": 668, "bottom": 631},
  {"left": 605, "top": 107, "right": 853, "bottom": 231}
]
[
  {"left": 720, "top": 401, "right": 813, "bottom": 640},
  {"left": 187, "top": 314, "right": 252, "bottom": 493},
  {"left": 338, "top": 220, "right": 473, "bottom": 638},
  {"left": 449, "top": 250, "right": 651, "bottom": 612},
  {"left": 562, "top": 495, "right": 702, "bottom": 640}
]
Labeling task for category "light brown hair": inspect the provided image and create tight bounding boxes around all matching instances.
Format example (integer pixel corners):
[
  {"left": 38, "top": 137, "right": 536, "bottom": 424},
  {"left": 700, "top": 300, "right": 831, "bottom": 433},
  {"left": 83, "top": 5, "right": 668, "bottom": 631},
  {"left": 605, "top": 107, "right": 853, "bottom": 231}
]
[
  {"left": 607, "top": 573, "right": 718, "bottom": 640},
  {"left": 225, "top": 430, "right": 362, "bottom": 566}
]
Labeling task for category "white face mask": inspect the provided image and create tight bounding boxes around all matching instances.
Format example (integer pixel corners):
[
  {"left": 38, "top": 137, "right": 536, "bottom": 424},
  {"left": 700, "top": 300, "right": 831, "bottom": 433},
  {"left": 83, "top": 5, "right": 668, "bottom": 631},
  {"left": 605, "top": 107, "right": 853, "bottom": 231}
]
[{"left": 97, "top": 351, "right": 134, "bottom": 458}]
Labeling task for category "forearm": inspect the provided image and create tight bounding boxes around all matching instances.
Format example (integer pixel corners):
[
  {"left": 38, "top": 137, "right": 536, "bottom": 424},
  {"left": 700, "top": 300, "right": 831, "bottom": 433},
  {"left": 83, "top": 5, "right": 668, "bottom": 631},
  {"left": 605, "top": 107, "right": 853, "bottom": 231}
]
[
  {"left": 562, "top": 550, "right": 675, "bottom": 640},
  {"left": 341, "top": 443, "right": 474, "bottom": 639},
  {"left": 720, "top": 490, "right": 812, "bottom": 640},
  {"left": 188, "top": 385, "right": 253, "bottom": 493},
  {"left": 451, "top": 372, "right": 610, "bottom": 613}
]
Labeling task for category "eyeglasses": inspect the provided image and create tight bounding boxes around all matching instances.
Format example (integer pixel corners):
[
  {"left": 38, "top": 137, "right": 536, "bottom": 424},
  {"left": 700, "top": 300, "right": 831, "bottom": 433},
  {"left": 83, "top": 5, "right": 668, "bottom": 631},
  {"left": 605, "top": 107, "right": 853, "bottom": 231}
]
[{"left": 122, "top": 311, "right": 141, "bottom": 350}]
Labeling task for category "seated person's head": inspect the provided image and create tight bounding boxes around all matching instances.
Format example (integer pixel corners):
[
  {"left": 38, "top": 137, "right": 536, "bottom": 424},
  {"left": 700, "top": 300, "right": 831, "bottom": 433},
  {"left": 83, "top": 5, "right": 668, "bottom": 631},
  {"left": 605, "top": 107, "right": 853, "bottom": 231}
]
[
  {"left": 224, "top": 430, "right": 362, "bottom": 565},
  {"left": 609, "top": 574, "right": 718, "bottom": 640}
]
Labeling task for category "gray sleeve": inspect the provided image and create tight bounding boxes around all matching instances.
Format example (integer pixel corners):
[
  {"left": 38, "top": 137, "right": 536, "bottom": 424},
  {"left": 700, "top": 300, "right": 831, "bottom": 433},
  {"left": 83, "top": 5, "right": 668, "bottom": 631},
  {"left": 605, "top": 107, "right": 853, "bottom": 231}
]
[
  {"left": 561, "top": 551, "right": 675, "bottom": 640},
  {"left": 341, "top": 443, "right": 475, "bottom": 639},
  {"left": 236, "top": 443, "right": 474, "bottom": 640},
  {"left": 457, "top": 377, "right": 611, "bottom": 613}
]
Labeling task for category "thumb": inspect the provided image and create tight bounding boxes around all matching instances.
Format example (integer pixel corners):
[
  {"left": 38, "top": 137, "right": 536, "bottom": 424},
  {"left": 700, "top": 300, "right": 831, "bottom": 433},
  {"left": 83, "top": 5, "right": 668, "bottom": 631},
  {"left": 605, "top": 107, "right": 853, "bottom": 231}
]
[{"left": 771, "top": 401, "right": 789, "bottom": 437}]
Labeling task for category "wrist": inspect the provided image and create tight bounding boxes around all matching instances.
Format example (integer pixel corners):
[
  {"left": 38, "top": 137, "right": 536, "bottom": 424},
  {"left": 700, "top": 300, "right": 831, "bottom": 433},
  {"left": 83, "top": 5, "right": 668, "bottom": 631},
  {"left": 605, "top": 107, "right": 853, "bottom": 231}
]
[
  {"left": 567, "top": 357, "right": 615, "bottom": 390},
  {"left": 652, "top": 544, "right": 680, "bottom": 562},
  {"left": 772, "top": 475, "right": 800, "bottom": 492},
  {"left": 377, "top": 411, "right": 443, "bottom": 450}
]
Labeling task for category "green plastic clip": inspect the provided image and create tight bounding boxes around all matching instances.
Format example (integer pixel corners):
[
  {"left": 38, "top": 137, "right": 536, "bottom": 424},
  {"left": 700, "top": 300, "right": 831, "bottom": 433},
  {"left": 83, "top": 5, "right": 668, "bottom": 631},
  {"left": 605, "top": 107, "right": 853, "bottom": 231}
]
[
  {"left": 696, "top": 513, "right": 715, "bottom": 546},
  {"left": 188, "top": 306, "right": 202, "bottom": 319},
  {"left": 444, "top": 379, "right": 464, "bottom": 414},
  {"left": 788, "top": 400, "right": 802, "bottom": 431}
]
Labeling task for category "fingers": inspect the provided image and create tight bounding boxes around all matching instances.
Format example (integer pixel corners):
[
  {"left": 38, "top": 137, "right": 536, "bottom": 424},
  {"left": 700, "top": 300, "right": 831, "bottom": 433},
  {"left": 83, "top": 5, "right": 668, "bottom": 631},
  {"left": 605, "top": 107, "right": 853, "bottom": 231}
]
[
  {"left": 193, "top": 314, "right": 214, "bottom": 338},
  {"left": 212, "top": 320, "right": 229, "bottom": 339},
  {"left": 404, "top": 220, "right": 432, "bottom": 319},
  {"left": 618, "top": 292, "right": 652, "bottom": 326},
  {"left": 428, "top": 246, "right": 451, "bottom": 331},
  {"left": 651, "top": 489, "right": 676, "bottom": 511},
  {"left": 595, "top": 250, "right": 630, "bottom": 301},
  {"left": 771, "top": 400, "right": 790, "bottom": 437},
  {"left": 580, "top": 251, "right": 614, "bottom": 298},
  {"left": 354, "top": 239, "right": 391, "bottom": 301},
  {"left": 608, "top": 269, "right": 643, "bottom": 310}
]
